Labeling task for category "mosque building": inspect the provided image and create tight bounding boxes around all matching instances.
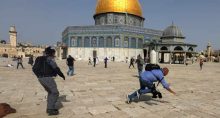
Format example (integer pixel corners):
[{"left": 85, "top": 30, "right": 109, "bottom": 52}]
[{"left": 62, "top": 0, "right": 197, "bottom": 63}]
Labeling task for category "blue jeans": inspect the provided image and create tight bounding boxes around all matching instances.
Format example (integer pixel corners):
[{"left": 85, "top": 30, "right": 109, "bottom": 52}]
[
  {"left": 128, "top": 80, "right": 153, "bottom": 100},
  {"left": 67, "top": 66, "right": 74, "bottom": 76}
]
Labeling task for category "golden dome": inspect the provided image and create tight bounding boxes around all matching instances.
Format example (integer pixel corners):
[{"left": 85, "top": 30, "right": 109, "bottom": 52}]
[{"left": 95, "top": 0, "right": 143, "bottom": 17}]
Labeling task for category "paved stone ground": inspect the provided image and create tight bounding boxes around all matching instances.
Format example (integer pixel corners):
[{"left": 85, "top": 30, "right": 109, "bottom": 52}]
[{"left": 0, "top": 58, "right": 220, "bottom": 118}]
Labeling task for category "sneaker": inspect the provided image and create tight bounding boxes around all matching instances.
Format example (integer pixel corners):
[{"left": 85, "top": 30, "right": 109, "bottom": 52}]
[
  {"left": 126, "top": 95, "right": 131, "bottom": 104},
  {"left": 47, "top": 109, "right": 59, "bottom": 116},
  {"left": 136, "top": 91, "right": 140, "bottom": 99}
]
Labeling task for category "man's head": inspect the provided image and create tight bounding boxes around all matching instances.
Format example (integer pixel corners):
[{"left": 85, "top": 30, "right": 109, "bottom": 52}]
[
  {"left": 45, "top": 47, "right": 56, "bottom": 57},
  {"left": 162, "top": 67, "right": 169, "bottom": 76}
]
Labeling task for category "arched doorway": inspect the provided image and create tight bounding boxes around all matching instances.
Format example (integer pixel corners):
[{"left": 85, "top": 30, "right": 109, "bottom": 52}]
[
  {"left": 160, "top": 46, "right": 168, "bottom": 63},
  {"left": 174, "top": 46, "right": 184, "bottom": 64}
]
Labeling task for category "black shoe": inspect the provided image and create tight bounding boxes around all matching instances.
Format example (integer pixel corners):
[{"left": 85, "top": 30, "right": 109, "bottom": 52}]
[
  {"left": 152, "top": 93, "right": 157, "bottom": 98},
  {"left": 47, "top": 109, "right": 59, "bottom": 116},
  {"left": 158, "top": 92, "right": 162, "bottom": 99}
]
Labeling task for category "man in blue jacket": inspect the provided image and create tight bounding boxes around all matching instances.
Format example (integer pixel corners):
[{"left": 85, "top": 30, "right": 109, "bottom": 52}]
[{"left": 127, "top": 67, "right": 176, "bottom": 103}]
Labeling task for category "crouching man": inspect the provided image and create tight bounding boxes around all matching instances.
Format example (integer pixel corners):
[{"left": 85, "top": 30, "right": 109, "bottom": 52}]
[{"left": 127, "top": 66, "right": 176, "bottom": 103}]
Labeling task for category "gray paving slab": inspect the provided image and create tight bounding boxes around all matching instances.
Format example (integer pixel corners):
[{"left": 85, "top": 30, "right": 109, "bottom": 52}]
[{"left": 0, "top": 58, "right": 219, "bottom": 118}]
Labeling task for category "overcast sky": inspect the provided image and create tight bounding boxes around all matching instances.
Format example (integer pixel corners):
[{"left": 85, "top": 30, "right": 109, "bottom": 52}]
[{"left": 0, "top": 0, "right": 220, "bottom": 51}]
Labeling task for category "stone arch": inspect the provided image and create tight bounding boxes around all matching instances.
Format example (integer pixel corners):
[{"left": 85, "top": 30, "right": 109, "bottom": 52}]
[
  {"left": 106, "top": 36, "right": 112, "bottom": 47},
  {"left": 77, "top": 37, "right": 82, "bottom": 47},
  {"left": 84, "top": 37, "right": 90, "bottom": 47},
  {"left": 161, "top": 46, "right": 168, "bottom": 51},
  {"left": 188, "top": 47, "right": 193, "bottom": 52},
  {"left": 138, "top": 38, "right": 143, "bottom": 48},
  {"left": 174, "top": 46, "right": 183, "bottom": 51},
  {"left": 91, "top": 37, "right": 97, "bottom": 47},
  {"left": 130, "top": 38, "right": 136, "bottom": 48},
  {"left": 70, "top": 36, "right": 76, "bottom": 47},
  {"left": 124, "top": 37, "right": 129, "bottom": 48},
  {"left": 114, "top": 36, "right": 120, "bottom": 47},
  {"left": 98, "top": 37, "right": 104, "bottom": 47}
]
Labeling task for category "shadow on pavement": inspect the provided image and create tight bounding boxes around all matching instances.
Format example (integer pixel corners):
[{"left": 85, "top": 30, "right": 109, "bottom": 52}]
[{"left": 133, "top": 94, "right": 170, "bottom": 105}]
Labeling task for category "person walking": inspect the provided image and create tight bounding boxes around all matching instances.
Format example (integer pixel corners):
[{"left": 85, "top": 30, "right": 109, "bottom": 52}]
[
  {"left": 66, "top": 55, "right": 75, "bottom": 76},
  {"left": 28, "top": 55, "right": 34, "bottom": 66},
  {"left": 135, "top": 55, "right": 144, "bottom": 77},
  {"left": 17, "top": 56, "right": 24, "bottom": 69},
  {"left": 32, "top": 47, "right": 65, "bottom": 116},
  {"left": 88, "top": 57, "right": 92, "bottom": 65},
  {"left": 129, "top": 57, "right": 135, "bottom": 68},
  {"left": 93, "top": 57, "right": 96, "bottom": 67},
  {"left": 104, "top": 57, "right": 108, "bottom": 68},
  {"left": 199, "top": 58, "right": 204, "bottom": 70},
  {"left": 127, "top": 66, "right": 176, "bottom": 103}
]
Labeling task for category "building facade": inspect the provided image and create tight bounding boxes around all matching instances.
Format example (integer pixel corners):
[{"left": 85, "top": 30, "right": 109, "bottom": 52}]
[
  {"left": 62, "top": 0, "right": 162, "bottom": 61},
  {"left": 0, "top": 26, "right": 44, "bottom": 58},
  {"left": 62, "top": 0, "right": 197, "bottom": 63}
]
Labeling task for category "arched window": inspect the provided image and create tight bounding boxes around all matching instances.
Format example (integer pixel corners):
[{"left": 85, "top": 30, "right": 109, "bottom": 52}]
[
  {"left": 124, "top": 37, "right": 129, "bottom": 48},
  {"left": 92, "top": 37, "right": 97, "bottom": 47},
  {"left": 106, "top": 37, "right": 112, "bottom": 47},
  {"left": 115, "top": 37, "right": 120, "bottom": 47},
  {"left": 188, "top": 47, "right": 193, "bottom": 52},
  {"left": 138, "top": 38, "right": 143, "bottom": 48},
  {"left": 77, "top": 37, "right": 82, "bottom": 47},
  {"left": 174, "top": 46, "right": 183, "bottom": 51},
  {"left": 130, "top": 38, "right": 136, "bottom": 48},
  {"left": 70, "top": 37, "right": 76, "bottom": 47},
  {"left": 161, "top": 46, "right": 168, "bottom": 50},
  {"left": 84, "top": 37, "right": 90, "bottom": 47},
  {"left": 98, "top": 37, "right": 104, "bottom": 47}
]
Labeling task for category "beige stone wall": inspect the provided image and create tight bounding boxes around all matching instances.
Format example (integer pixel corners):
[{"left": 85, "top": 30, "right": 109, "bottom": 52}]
[
  {"left": 67, "top": 47, "right": 143, "bottom": 61},
  {"left": 0, "top": 44, "right": 17, "bottom": 57}
]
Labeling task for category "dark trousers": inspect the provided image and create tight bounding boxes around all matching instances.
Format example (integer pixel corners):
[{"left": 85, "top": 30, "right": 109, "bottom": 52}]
[
  {"left": 17, "top": 63, "right": 24, "bottom": 69},
  {"left": 104, "top": 63, "right": 107, "bottom": 68},
  {"left": 129, "top": 63, "right": 135, "bottom": 68}
]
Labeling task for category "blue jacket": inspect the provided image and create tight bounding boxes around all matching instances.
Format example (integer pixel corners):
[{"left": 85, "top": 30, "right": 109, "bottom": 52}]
[{"left": 140, "top": 69, "right": 169, "bottom": 89}]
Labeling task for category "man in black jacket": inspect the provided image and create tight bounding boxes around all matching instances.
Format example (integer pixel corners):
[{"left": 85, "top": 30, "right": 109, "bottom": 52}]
[{"left": 33, "top": 47, "right": 65, "bottom": 116}]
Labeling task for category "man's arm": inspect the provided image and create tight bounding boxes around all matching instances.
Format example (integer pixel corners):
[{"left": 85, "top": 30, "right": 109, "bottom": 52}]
[{"left": 166, "top": 87, "right": 176, "bottom": 95}]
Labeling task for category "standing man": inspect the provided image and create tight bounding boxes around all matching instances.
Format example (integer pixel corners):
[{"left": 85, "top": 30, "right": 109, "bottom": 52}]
[
  {"left": 127, "top": 67, "right": 176, "bottom": 103},
  {"left": 129, "top": 57, "right": 135, "bottom": 68},
  {"left": 93, "top": 57, "right": 96, "bottom": 67},
  {"left": 66, "top": 55, "right": 75, "bottom": 76},
  {"left": 32, "top": 47, "right": 65, "bottom": 116},
  {"left": 135, "top": 55, "right": 144, "bottom": 77},
  {"left": 112, "top": 56, "right": 115, "bottom": 62},
  {"left": 28, "top": 55, "right": 34, "bottom": 66},
  {"left": 199, "top": 58, "right": 204, "bottom": 70},
  {"left": 104, "top": 57, "right": 108, "bottom": 68},
  {"left": 17, "top": 56, "right": 25, "bottom": 69}
]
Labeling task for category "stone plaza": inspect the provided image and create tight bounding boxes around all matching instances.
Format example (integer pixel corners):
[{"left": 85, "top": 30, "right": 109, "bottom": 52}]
[{"left": 0, "top": 58, "right": 219, "bottom": 118}]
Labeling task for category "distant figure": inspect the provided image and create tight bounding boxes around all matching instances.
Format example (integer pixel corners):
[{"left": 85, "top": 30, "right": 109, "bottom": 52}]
[
  {"left": 66, "top": 55, "right": 75, "bottom": 76},
  {"left": 125, "top": 57, "right": 128, "bottom": 63},
  {"left": 17, "top": 56, "right": 24, "bottom": 69},
  {"left": 135, "top": 55, "right": 144, "bottom": 77},
  {"left": 129, "top": 57, "right": 135, "bottom": 68},
  {"left": 93, "top": 57, "right": 96, "bottom": 67},
  {"left": 88, "top": 57, "right": 92, "bottom": 65},
  {"left": 200, "top": 59, "right": 203, "bottom": 70},
  {"left": 104, "top": 57, "right": 109, "bottom": 68},
  {"left": 28, "top": 55, "right": 34, "bottom": 66},
  {"left": 32, "top": 47, "right": 65, "bottom": 116},
  {"left": 112, "top": 56, "right": 115, "bottom": 62},
  {"left": 96, "top": 57, "right": 99, "bottom": 65}
]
